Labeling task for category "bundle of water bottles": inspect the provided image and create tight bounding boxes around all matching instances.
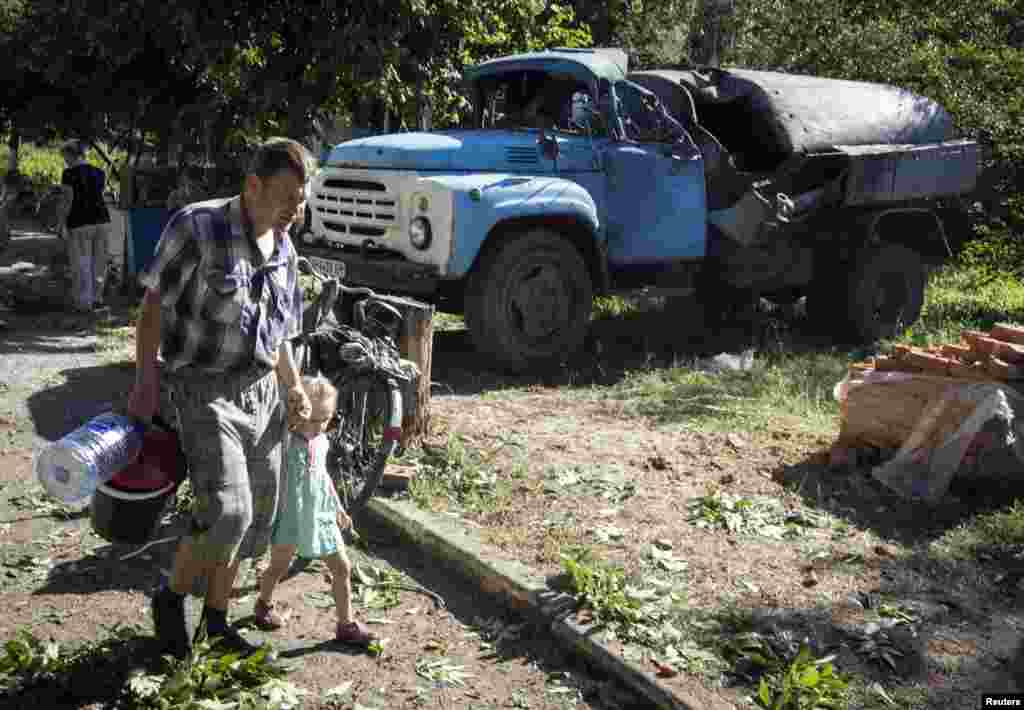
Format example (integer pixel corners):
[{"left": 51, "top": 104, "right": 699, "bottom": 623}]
[
  {"left": 35, "top": 412, "right": 182, "bottom": 504},
  {"left": 35, "top": 412, "right": 187, "bottom": 545}
]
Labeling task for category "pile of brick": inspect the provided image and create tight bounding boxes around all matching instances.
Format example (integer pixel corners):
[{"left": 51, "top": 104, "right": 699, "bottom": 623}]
[
  {"left": 833, "top": 323, "right": 1024, "bottom": 468},
  {"left": 857, "top": 323, "right": 1024, "bottom": 381}
]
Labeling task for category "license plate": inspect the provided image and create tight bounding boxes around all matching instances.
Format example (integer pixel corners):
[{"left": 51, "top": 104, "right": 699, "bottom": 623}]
[{"left": 307, "top": 256, "right": 347, "bottom": 280}]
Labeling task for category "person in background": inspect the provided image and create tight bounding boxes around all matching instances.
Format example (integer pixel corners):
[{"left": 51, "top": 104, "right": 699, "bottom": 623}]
[
  {"left": 128, "top": 137, "right": 314, "bottom": 658},
  {"left": 253, "top": 375, "right": 378, "bottom": 648},
  {"left": 59, "top": 139, "right": 111, "bottom": 313}
]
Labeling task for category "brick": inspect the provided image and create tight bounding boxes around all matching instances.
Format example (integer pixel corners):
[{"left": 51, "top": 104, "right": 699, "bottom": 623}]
[
  {"left": 948, "top": 360, "right": 991, "bottom": 380},
  {"left": 874, "top": 356, "right": 916, "bottom": 372},
  {"left": 966, "top": 335, "right": 1024, "bottom": 364},
  {"left": 990, "top": 322, "right": 1024, "bottom": 345},
  {"left": 994, "top": 340, "right": 1024, "bottom": 364},
  {"left": 963, "top": 331, "right": 1004, "bottom": 357},
  {"left": 903, "top": 349, "right": 953, "bottom": 375},
  {"left": 892, "top": 344, "right": 914, "bottom": 360},
  {"left": 987, "top": 357, "right": 1024, "bottom": 380},
  {"left": 940, "top": 344, "right": 976, "bottom": 362}
]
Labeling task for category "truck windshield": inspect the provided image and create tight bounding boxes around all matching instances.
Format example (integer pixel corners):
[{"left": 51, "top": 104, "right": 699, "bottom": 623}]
[
  {"left": 613, "top": 80, "right": 687, "bottom": 144},
  {"left": 473, "top": 71, "right": 605, "bottom": 136}
]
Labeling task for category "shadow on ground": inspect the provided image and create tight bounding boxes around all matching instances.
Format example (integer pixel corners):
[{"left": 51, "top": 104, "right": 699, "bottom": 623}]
[
  {"left": 428, "top": 296, "right": 844, "bottom": 398},
  {"left": 0, "top": 629, "right": 165, "bottom": 710},
  {"left": 25, "top": 363, "right": 136, "bottom": 441},
  {"left": 768, "top": 450, "right": 1024, "bottom": 705},
  {"left": 349, "top": 518, "right": 638, "bottom": 701}
]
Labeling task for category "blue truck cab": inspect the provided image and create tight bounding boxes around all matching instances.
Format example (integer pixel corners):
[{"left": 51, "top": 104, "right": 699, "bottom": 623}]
[{"left": 304, "top": 48, "right": 979, "bottom": 370}]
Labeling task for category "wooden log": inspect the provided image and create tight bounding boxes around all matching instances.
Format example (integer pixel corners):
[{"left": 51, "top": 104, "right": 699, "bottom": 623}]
[
  {"left": 990, "top": 322, "right": 1024, "bottom": 346},
  {"left": 373, "top": 293, "right": 435, "bottom": 449}
]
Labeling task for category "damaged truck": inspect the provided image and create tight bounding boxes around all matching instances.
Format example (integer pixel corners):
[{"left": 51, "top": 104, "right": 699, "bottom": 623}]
[{"left": 302, "top": 48, "right": 980, "bottom": 371}]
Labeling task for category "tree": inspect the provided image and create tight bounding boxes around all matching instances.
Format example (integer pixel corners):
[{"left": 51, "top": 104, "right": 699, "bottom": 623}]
[{"left": 725, "top": 0, "right": 1024, "bottom": 237}]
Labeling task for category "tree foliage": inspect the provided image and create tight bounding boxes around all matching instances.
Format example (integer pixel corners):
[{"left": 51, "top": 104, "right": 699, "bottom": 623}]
[
  {"left": 0, "top": 0, "right": 1021, "bottom": 247},
  {"left": 726, "top": 0, "right": 1024, "bottom": 232}
]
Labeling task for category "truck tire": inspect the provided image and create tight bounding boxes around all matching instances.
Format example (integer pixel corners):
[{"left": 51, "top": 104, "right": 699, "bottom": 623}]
[
  {"left": 809, "top": 243, "right": 925, "bottom": 342},
  {"left": 465, "top": 229, "right": 593, "bottom": 371},
  {"left": 847, "top": 243, "right": 925, "bottom": 342}
]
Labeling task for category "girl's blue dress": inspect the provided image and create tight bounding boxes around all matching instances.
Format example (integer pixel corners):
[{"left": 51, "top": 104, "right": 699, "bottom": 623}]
[{"left": 272, "top": 433, "right": 344, "bottom": 559}]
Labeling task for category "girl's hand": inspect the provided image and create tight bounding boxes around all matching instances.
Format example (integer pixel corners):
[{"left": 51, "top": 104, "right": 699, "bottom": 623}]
[{"left": 336, "top": 510, "right": 352, "bottom": 531}]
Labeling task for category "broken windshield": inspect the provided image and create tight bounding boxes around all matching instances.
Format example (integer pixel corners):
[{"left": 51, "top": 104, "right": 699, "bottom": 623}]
[{"left": 612, "top": 80, "right": 687, "bottom": 144}]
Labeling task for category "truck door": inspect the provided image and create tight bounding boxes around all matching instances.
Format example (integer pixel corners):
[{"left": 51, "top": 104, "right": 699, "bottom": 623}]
[
  {"left": 551, "top": 90, "right": 610, "bottom": 219},
  {"left": 601, "top": 80, "right": 706, "bottom": 268}
]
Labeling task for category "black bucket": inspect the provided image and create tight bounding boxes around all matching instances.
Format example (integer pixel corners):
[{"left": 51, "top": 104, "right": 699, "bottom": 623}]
[
  {"left": 91, "top": 480, "right": 179, "bottom": 545},
  {"left": 89, "top": 422, "right": 186, "bottom": 545}
]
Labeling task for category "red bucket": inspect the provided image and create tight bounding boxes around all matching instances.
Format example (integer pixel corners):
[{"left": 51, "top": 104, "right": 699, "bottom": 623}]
[{"left": 91, "top": 426, "right": 187, "bottom": 544}]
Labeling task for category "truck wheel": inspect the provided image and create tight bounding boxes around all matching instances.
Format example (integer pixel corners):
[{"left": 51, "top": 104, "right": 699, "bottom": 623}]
[
  {"left": 465, "top": 229, "right": 593, "bottom": 371},
  {"left": 846, "top": 243, "right": 926, "bottom": 342}
]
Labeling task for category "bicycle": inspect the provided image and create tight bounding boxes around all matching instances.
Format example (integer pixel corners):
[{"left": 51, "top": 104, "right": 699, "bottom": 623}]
[{"left": 293, "top": 256, "right": 413, "bottom": 513}]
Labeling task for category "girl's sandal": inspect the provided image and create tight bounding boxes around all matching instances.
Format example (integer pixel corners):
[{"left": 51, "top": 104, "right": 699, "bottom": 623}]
[
  {"left": 336, "top": 621, "right": 377, "bottom": 647},
  {"left": 253, "top": 599, "right": 286, "bottom": 630}
]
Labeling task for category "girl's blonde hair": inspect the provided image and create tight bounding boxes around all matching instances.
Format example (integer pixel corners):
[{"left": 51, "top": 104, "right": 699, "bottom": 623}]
[{"left": 301, "top": 374, "right": 337, "bottom": 409}]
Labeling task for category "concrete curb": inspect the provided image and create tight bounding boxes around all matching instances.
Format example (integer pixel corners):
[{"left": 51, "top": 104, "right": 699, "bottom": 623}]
[{"left": 366, "top": 497, "right": 700, "bottom": 710}]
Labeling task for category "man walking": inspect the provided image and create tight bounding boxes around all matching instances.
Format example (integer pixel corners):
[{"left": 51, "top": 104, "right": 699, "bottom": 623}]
[{"left": 128, "top": 138, "right": 314, "bottom": 657}]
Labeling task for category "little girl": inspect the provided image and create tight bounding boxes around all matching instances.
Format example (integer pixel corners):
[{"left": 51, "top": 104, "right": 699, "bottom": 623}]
[{"left": 254, "top": 375, "right": 377, "bottom": 647}]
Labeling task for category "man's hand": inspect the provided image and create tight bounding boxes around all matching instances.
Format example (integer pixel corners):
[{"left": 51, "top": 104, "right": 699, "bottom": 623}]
[
  {"left": 336, "top": 509, "right": 353, "bottom": 531},
  {"left": 286, "top": 384, "right": 311, "bottom": 430}
]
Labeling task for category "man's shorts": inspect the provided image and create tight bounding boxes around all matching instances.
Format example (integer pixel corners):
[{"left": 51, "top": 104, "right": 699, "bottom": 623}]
[{"left": 168, "top": 365, "right": 284, "bottom": 564}]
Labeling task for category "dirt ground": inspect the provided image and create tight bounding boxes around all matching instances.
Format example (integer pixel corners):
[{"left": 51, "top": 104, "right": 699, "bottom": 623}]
[
  {"left": 2, "top": 218, "right": 1024, "bottom": 709},
  {"left": 0, "top": 221, "right": 639, "bottom": 710}
]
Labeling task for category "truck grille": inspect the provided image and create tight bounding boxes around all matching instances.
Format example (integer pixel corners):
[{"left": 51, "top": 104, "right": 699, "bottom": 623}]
[
  {"left": 505, "top": 146, "right": 539, "bottom": 165},
  {"left": 314, "top": 177, "right": 397, "bottom": 239}
]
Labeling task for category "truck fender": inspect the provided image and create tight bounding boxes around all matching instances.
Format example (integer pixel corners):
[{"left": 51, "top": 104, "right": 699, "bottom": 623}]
[
  {"left": 442, "top": 175, "right": 608, "bottom": 293},
  {"left": 866, "top": 207, "right": 952, "bottom": 263}
]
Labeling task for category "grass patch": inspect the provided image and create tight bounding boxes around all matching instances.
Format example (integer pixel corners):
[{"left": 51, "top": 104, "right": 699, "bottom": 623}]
[
  {"left": 0, "top": 624, "right": 304, "bottom": 709},
  {"left": 432, "top": 311, "right": 465, "bottom": 332},
  {"left": 604, "top": 349, "right": 847, "bottom": 435},
  {"left": 126, "top": 638, "right": 301, "bottom": 709},
  {"left": 591, "top": 259, "right": 1024, "bottom": 435},
  {"left": 848, "top": 679, "right": 928, "bottom": 710},
  {"left": 558, "top": 543, "right": 741, "bottom": 678},
  {"left": 592, "top": 294, "right": 641, "bottom": 321},
  {"left": 686, "top": 485, "right": 821, "bottom": 539},
  {"left": 933, "top": 498, "right": 1024, "bottom": 559},
  {"left": 750, "top": 643, "right": 849, "bottom": 710},
  {"left": 899, "top": 263, "right": 1024, "bottom": 346},
  {"left": 403, "top": 433, "right": 519, "bottom": 514},
  {"left": 94, "top": 319, "right": 136, "bottom": 361}
]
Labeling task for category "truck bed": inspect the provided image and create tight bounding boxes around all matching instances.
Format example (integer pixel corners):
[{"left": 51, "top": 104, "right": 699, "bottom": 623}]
[{"left": 835, "top": 140, "right": 979, "bottom": 205}]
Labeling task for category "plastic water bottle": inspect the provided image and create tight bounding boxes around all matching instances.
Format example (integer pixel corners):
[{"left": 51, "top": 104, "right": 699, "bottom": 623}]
[{"left": 35, "top": 413, "right": 146, "bottom": 504}]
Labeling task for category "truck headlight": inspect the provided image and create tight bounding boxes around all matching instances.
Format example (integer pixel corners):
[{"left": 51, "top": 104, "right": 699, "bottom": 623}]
[{"left": 409, "top": 217, "right": 432, "bottom": 250}]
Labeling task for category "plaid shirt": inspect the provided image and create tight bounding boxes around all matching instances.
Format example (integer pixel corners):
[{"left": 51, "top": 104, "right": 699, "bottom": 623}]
[{"left": 140, "top": 196, "right": 304, "bottom": 373}]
